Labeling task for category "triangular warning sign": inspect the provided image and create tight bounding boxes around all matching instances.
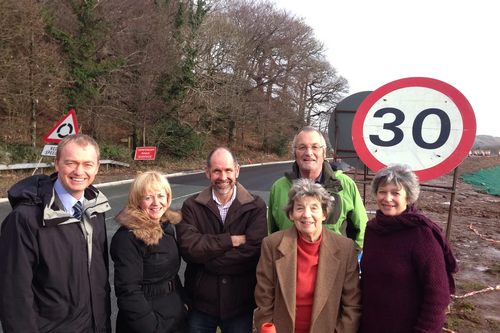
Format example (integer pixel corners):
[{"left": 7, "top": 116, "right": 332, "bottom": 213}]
[{"left": 43, "top": 109, "right": 80, "bottom": 143}]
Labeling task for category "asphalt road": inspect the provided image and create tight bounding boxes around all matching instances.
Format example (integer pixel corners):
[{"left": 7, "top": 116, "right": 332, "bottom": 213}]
[{"left": 0, "top": 161, "right": 292, "bottom": 332}]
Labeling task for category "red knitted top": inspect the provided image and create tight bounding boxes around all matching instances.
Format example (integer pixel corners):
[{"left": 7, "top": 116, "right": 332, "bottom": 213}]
[{"left": 295, "top": 231, "right": 322, "bottom": 333}]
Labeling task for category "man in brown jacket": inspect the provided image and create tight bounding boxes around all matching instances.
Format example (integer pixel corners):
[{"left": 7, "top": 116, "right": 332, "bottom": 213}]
[{"left": 176, "top": 147, "right": 268, "bottom": 333}]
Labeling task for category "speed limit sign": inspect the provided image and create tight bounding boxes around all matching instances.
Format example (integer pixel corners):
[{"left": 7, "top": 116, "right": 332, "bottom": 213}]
[{"left": 352, "top": 77, "right": 476, "bottom": 182}]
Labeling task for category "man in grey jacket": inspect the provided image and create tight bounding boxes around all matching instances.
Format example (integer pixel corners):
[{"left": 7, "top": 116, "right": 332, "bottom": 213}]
[{"left": 0, "top": 134, "right": 111, "bottom": 333}]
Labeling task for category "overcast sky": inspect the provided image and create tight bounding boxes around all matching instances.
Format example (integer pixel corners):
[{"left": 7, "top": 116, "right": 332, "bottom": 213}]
[{"left": 272, "top": 0, "right": 499, "bottom": 137}]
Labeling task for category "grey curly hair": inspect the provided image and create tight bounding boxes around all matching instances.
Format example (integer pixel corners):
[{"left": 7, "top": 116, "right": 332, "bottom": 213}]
[
  {"left": 283, "top": 178, "right": 334, "bottom": 217},
  {"left": 371, "top": 164, "right": 420, "bottom": 204}
]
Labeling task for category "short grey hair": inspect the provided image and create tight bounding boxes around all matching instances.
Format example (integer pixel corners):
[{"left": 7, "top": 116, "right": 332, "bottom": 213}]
[
  {"left": 292, "top": 126, "right": 327, "bottom": 156},
  {"left": 371, "top": 164, "right": 420, "bottom": 204},
  {"left": 283, "top": 178, "right": 334, "bottom": 218}
]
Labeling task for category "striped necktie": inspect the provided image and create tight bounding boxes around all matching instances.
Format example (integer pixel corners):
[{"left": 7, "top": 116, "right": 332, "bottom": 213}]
[{"left": 73, "top": 201, "right": 83, "bottom": 220}]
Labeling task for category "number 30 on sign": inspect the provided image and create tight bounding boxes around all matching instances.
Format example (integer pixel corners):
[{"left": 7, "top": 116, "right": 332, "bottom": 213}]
[{"left": 352, "top": 77, "right": 476, "bottom": 182}]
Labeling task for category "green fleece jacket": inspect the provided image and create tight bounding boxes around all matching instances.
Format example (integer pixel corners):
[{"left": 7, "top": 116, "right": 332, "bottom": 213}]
[{"left": 268, "top": 161, "right": 367, "bottom": 250}]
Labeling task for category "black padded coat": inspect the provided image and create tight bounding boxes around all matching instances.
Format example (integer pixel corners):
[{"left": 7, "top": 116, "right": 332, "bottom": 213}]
[{"left": 110, "top": 208, "right": 189, "bottom": 333}]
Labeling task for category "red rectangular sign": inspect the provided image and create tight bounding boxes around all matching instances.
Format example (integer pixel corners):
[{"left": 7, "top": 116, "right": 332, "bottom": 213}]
[{"left": 134, "top": 147, "right": 157, "bottom": 160}]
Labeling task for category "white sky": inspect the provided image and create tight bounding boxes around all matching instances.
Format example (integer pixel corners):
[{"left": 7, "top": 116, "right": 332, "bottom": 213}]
[{"left": 272, "top": 0, "right": 499, "bottom": 137}]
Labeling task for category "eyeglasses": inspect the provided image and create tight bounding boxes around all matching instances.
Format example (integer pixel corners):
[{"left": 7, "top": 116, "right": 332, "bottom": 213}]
[{"left": 294, "top": 144, "right": 325, "bottom": 152}]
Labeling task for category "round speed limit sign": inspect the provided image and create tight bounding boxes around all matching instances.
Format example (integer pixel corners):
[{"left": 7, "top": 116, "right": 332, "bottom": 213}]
[{"left": 352, "top": 77, "right": 476, "bottom": 182}]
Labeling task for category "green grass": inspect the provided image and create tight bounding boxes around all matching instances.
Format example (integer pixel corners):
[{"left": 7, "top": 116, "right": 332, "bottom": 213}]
[
  {"left": 486, "top": 263, "right": 500, "bottom": 276},
  {"left": 454, "top": 300, "right": 481, "bottom": 323},
  {"left": 487, "top": 318, "right": 500, "bottom": 331},
  {"left": 457, "top": 281, "right": 488, "bottom": 291},
  {"left": 445, "top": 316, "right": 464, "bottom": 330}
]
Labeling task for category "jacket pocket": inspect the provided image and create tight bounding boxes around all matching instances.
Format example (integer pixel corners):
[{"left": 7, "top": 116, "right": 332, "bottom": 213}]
[
  {"left": 192, "top": 268, "right": 218, "bottom": 305},
  {"left": 35, "top": 304, "right": 65, "bottom": 320}
]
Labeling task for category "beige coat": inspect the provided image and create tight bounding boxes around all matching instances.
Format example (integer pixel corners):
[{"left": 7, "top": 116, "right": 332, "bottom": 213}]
[{"left": 254, "top": 225, "right": 361, "bottom": 333}]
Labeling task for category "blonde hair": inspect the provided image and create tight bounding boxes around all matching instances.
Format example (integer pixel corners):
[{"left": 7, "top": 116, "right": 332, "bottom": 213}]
[{"left": 127, "top": 171, "right": 172, "bottom": 209}]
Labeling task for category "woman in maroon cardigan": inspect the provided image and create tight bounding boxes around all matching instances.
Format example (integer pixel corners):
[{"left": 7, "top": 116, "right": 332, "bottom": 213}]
[{"left": 360, "top": 164, "right": 458, "bottom": 333}]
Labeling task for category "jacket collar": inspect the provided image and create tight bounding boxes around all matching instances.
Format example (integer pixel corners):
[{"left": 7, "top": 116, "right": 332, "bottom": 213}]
[
  {"left": 43, "top": 173, "right": 110, "bottom": 227},
  {"left": 195, "top": 182, "right": 255, "bottom": 227},
  {"left": 115, "top": 207, "right": 182, "bottom": 246},
  {"left": 286, "top": 161, "right": 343, "bottom": 193},
  {"left": 196, "top": 182, "right": 253, "bottom": 205},
  {"left": 7, "top": 172, "right": 110, "bottom": 227},
  {"left": 275, "top": 225, "right": 341, "bottom": 326},
  {"left": 8, "top": 174, "right": 51, "bottom": 208},
  {"left": 275, "top": 227, "right": 298, "bottom": 321}
]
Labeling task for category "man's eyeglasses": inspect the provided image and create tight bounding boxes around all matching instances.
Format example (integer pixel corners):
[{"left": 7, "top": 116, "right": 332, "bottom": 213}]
[{"left": 294, "top": 145, "right": 325, "bottom": 152}]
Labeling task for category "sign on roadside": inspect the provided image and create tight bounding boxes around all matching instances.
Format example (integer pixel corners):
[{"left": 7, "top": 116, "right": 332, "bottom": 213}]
[
  {"left": 328, "top": 91, "right": 372, "bottom": 170},
  {"left": 43, "top": 109, "right": 79, "bottom": 143},
  {"left": 41, "top": 145, "right": 58, "bottom": 157},
  {"left": 135, "top": 147, "right": 157, "bottom": 160},
  {"left": 352, "top": 77, "right": 476, "bottom": 182}
]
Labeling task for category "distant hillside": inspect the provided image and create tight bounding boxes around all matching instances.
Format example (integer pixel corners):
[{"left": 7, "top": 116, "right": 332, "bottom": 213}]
[
  {"left": 474, "top": 135, "right": 500, "bottom": 147},
  {"left": 473, "top": 135, "right": 500, "bottom": 154}
]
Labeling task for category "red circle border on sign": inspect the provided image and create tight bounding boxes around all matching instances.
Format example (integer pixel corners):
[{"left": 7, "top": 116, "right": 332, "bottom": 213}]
[{"left": 352, "top": 77, "right": 476, "bottom": 182}]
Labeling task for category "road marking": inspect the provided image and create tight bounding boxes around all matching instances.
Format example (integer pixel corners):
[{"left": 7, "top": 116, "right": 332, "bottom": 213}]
[{"left": 172, "top": 191, "right": 202, "bottom": 201}]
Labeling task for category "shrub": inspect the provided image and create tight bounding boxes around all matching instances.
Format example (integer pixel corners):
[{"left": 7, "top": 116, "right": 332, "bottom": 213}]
[
  {"left": 151, "top": 121, "right": 202, "bottom": 159},
  {"left": 99, "top": 144, "right": 130, "bottom": 161},
  {"left": 0, "top": 146, "right": 12, "bottom": 164},
  {"left": 4, "top": 146, "right": 42, "bottom": 164},
  {"left": 264, "top": 134, "right": 290, "bottom": 157}
]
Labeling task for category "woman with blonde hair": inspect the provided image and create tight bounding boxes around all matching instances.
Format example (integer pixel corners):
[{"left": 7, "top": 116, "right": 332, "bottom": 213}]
[{"left": 111, "top": 171, "right": 189, "bottom": 333}]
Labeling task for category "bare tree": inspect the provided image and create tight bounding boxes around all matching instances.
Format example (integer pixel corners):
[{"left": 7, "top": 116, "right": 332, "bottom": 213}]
[
  {"left": 95, "top": 0, "right": 182, "bottom": 148},
  {"left": 190, "top": 0, "right": 345, "bottom": 149},
  {"left": 0, "top": 0, "right": 349, "bottom": 158},
  {"left": 0, "top": 0, "right": 68, "bottom": 146},
  {"left": 298, "top": 56, "right": 349, "bottom": 126}
]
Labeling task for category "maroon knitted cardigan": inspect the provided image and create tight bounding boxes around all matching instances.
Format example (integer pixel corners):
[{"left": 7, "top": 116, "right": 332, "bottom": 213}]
[
  {"left": 359, "top": 205, "right": 459, "bottom": 333},
  {"left": 369, "top": 205, "right": 458, "bottom": 293}
]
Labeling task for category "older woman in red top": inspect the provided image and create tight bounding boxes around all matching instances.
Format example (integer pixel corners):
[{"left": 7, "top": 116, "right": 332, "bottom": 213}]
[{"left": 255, "top": 178, "right": 361, "bottom": 333}]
